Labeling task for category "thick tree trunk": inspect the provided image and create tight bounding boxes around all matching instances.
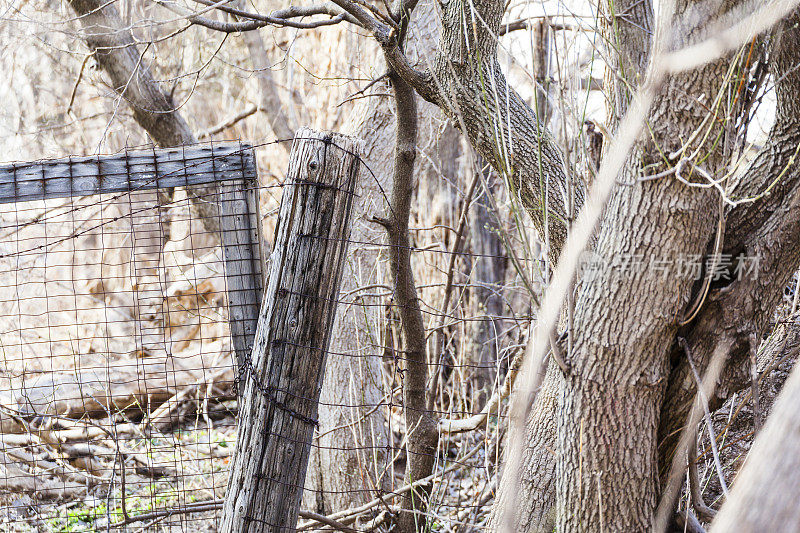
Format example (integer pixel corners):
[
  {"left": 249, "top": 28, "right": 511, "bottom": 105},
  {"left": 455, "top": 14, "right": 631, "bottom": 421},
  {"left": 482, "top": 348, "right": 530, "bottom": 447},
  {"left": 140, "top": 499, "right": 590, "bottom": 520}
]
[
  {"left": 553, "top": 0, "right": 750, "bottom": 523},
  {"left": 657, "top": 10, "right": 800, "bottom": 481},
  {"left": 491, "top": 2, "right": 657, "bottom": 528},
  {"left": 486, "top": 5, "right": 800, "bottom": 530},
  {"left": 490, "top": 362, "right": 560, "bottom": 532},
  {"left": 430, "top": 21, "right": 579, "bottom": 263},
  {"left": 327, "top": 0, "right": 800, "bottom": 528},
  {"left": 483, "top": 0, "right": 763, "bottom": 528}
]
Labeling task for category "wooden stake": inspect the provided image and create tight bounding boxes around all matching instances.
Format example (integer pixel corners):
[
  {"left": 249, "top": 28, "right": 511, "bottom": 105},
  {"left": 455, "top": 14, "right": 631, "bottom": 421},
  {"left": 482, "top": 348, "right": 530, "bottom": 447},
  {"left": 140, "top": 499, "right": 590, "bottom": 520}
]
[{"left": 221, "top": 128, "right": 360, "bottom": 532}]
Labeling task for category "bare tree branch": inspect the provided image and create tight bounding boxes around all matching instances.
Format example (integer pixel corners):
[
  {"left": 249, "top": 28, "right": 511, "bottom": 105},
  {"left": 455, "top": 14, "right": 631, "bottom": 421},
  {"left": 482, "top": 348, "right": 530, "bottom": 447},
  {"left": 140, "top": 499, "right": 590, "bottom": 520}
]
[{"left": 191, "top": 0, "right": 361, "bottom": 26}]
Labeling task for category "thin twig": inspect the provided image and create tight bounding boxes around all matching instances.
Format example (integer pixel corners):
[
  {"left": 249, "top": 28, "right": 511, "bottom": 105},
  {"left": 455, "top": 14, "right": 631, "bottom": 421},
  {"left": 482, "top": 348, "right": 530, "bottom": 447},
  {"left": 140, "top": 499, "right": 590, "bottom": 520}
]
[
  {"left": 198, "top": 104, "right": 258, "bottom": 139},
  {"left": 110, "top": 501, "right": 225, "bottom": 528},
  {"left": 680, "top": 337, "right": 730, "bottom": 498},
  {"left": 688, "top": 432, "right": 717, "bottom": 522}
]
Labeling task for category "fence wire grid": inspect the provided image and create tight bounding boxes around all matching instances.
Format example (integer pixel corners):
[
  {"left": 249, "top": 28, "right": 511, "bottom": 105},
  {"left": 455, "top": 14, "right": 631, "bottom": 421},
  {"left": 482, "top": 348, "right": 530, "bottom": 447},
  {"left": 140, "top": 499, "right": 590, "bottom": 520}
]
[{"left": 0, "top": 138, "right": 539, "bottom": 532}]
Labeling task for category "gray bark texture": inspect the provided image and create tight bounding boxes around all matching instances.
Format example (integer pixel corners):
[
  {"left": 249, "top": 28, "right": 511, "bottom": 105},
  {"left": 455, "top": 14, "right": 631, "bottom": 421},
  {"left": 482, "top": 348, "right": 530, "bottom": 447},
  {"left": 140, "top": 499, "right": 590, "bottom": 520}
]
[
  {"left": 392, "top": 0, "right": 800, "bottom": 530},
  {"left": 490, "top": 1, "right": 657, "bottom": 529},
  {"left": 549, "top": 1, "right": 738, "bottom": 527},
  {"left": 428, "top": 0, "right": 580, "bottom": 263},
  {"left": 657, "top": 9, "right": 800, "bottom": 479},
  {"left": 221, "top": 128, "right": 359, "bottom": 532},
  {"left": 321, "top": 0, "right": 800, "bottom": 528}
]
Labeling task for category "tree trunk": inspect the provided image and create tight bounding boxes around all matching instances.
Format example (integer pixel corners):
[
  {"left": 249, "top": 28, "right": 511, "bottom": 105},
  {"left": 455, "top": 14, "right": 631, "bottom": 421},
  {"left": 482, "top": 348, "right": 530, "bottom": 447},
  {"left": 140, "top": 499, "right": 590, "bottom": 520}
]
[
  {"left": 303, "top": 7, "right": 443, "bottom": 515},
  {"left": 657, "top": 9, "right": 800, "bottom": 483},
  {"left": 221, "top": 128, "right": 360, "bottom": 532},
  {"left": 490, "top": 362, "right": 560, "bottom": 532},
  {"left": 488, "top": 0, "right": 647, "bottom": 524},
  {"left": 468, "top": 161, "right": 507, "bottom": 396},
  {"left": 239, "top": 13, "right": 296, "bottom": 146},
  {"left": 66, "top": 0, "right": 223, "bottom": 231},
  {"left": 553, "top": 0, "right": 747, "bottom": 522}
]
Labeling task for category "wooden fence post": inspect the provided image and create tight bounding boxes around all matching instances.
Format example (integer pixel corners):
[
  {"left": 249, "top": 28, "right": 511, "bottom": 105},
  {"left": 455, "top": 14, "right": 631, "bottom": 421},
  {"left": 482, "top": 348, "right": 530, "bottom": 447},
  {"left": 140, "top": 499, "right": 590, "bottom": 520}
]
[
  {"left": 221, "top": 128, "right": 361, "bottom": 532},
  {"left": 217, "top": 144, "right": 264, "bottom": 377}
]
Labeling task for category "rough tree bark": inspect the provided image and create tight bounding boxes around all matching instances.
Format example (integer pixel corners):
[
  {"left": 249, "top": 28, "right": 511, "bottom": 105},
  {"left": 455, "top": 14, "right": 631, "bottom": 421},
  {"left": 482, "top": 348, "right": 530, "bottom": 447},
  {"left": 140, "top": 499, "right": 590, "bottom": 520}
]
[
  {"left": 491, "top": 1, "right": 656, "bottom": 529},
  {"left": 657, "top": 9, "right": 800, "bottom": 478},
  {"left": 427, "top": 0, "right": 579, "bottom": 263},
  {"left": 549, "top": 0, "right": 767, "bottom": 527},
  {"left": 323, "top": 0, "right": 800, "bottom": 528}
]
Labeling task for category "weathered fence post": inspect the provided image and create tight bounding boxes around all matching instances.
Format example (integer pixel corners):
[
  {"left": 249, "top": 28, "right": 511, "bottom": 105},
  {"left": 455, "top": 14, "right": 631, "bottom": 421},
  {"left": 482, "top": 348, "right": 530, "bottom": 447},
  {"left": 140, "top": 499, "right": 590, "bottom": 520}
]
[
  {"left": 217, "top": 144, "right": 265, "bottom": 377},
  {"left": 221, "top": 128, "right": 360, "bottom": 532}
]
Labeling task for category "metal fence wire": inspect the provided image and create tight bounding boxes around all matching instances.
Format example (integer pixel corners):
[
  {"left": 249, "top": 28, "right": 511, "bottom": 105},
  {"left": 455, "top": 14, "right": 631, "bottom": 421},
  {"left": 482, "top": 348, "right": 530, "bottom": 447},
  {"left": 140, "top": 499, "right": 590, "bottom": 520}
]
[
  {"left": 0, "top": 138, "right": 526, "bottom": 531},
  {"left": 0, "top": 142, "right": 262, "bottom": 531}
]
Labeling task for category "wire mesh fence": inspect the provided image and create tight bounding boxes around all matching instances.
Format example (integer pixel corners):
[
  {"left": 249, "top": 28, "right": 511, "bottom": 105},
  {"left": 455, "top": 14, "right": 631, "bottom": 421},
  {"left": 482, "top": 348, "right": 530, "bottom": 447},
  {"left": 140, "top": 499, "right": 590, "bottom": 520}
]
[
  {"left": 0, "top": 142, "right": 261, "bottom": 531},
  {"left": 0, "top": 137, "right": 536, "bottom": 531}
]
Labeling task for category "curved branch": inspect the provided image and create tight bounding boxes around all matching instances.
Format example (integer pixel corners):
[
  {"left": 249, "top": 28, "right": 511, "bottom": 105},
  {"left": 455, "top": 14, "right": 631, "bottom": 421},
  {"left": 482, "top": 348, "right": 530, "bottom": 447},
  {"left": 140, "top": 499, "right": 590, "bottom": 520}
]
[
  {"left": 191, "top": 0, "right": 362, "bottom": 26},
  {"left": 158, "top": 0, "right": 348, "bottom": 31}
]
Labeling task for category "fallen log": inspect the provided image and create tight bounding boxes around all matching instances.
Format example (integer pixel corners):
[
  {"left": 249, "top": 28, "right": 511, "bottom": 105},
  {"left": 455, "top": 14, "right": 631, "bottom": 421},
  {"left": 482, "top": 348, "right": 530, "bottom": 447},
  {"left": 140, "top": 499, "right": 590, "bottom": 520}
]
[{"left": 5, "top": 356, "right": 234, "bottom": 424}]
